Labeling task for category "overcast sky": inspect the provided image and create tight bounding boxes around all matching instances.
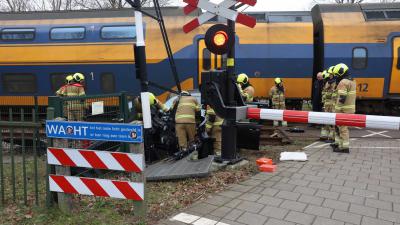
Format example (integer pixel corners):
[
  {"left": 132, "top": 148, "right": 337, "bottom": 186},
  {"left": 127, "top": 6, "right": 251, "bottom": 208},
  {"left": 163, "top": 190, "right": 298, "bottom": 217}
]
[{"left": 172, "top": 0, "right": 384, "bottom": 11}]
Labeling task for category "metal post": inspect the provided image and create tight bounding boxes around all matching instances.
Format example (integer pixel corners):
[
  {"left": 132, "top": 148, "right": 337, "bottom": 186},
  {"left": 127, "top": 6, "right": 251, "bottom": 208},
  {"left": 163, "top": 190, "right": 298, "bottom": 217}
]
[
  {"left": 221, "top": 10, "right": 238, "bottom": 162},
  {"left": 46, "top": 107, "right": 55, "bottom": 207},
  {"left": 133, "top": 0, "right": 152, "bottom": 130}
]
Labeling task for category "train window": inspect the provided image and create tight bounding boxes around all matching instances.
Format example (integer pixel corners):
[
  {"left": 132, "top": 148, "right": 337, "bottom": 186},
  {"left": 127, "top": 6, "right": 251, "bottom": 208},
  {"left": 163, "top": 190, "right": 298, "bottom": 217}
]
[
  {"left": 1, "top": 28, "right": 35, "bottom": 41},
  {"left": 101, "top": 26, "right": 136, "bottom": 39},
  {"left": 50, "top": 27, "right": 85, "bottom": 40},
  {"left": 365, "top": 11, "right": 386, "bottom": 20},
  {"left": 50, "top": 73, "right": 72, "bottom": 92},
  {"left": 101, "top": 73, "right": 115, "bottom": 93},
  {"left": 202, "top": 48, "right": 211, "bottom": 70},
  {"left": 386, "top": 11, "right": 400, "bottom": 19},
  {"left": 352, "top": 48, "right": 367, "bottom": 69},
  {"left": 2, "top": 73, "right": 36, "bottom": 93}
]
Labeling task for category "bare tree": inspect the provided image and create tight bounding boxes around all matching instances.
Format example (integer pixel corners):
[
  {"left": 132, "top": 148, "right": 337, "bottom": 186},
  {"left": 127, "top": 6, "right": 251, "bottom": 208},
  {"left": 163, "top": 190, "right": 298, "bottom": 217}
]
[
  {"left": 334, "top": 0, "right": 363, "bottom": 3},
  {"left": 0, "top": 0, "right": 36, "bottom": 12},
  {"left": 0, "top": 0, "right": 173, "bottom": 12}
]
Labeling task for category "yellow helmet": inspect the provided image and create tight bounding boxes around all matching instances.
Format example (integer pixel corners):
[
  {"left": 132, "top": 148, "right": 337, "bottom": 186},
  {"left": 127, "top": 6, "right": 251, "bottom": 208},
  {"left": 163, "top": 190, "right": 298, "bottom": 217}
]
[
  {"left": 237, "top": 73, "right": 249, "bottom": 84},
  {"left": 333, "top": 63, "right": 349, "bottom": 76},
  {"left": 73, "top": 73, "right": 85, "bottom": 82},
  {"left": 65, "top": 75, "right": 74, "bottom": 84},
  {"left": 327, "top": 66, "right": 335, "bottom": 75},
  {"left": 148, "top": 93, "right": 156, "bottom": 105},
  {"left": 274, "top": 77, "right": 282, "bottom": 84},
  {"left": 322, "top": 70, "right": 329, "bottom": 79}
]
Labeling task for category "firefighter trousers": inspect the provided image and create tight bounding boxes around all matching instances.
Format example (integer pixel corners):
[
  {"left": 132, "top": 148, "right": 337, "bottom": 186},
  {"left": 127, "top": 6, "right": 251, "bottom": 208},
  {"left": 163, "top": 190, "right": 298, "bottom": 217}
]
[
  {"left": 175, "top": 123, "right": 196, "bottom": 150},
  {"left": 211, "top": 126, "right": 222, "bottom": 155},
  {"left": 335, "top": 126, "right": 349, "bottom": 149}
]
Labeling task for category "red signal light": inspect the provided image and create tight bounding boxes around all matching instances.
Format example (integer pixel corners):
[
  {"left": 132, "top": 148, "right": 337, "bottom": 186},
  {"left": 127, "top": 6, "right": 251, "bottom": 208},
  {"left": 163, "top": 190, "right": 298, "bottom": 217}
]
[
  {"left": 213, "top": 31, "right": 228, "bottom": 46},
  {"left": 205, "top": 24, "right": 234, "bottom": 55}
]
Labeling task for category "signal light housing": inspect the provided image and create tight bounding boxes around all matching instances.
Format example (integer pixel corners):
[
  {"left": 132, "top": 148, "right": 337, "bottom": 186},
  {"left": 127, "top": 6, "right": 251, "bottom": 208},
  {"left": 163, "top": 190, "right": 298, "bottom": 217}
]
[{"left": 205, "top": 24, "right": 234, "bottom": 55}]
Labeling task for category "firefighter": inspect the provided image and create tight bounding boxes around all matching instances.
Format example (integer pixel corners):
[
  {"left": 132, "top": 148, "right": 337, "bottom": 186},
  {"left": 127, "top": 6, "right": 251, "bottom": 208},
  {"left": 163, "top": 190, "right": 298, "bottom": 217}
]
[
  {"left": 269, "top": 77, "right": 287, "bottom": 127},
  {"left": 236, "top": 73, "right": 255, "bottom": 103},
  {"left": 332, "top": 63, "right": 356, "bottom": 153},
  {"left": 55, "top": 75, "right": 73, "bottom": 96},
  {"left": 174, "top": 91, "right": 200, "bottom": 152},
  {"left": 320, "top": 69, "right": 336, "bottom": 142},
  {"left": 64, "top": 73, "right": 86, "bottom": 121},
  {"left": 205, "top": 105, "right": 223, "bottom": 156}
]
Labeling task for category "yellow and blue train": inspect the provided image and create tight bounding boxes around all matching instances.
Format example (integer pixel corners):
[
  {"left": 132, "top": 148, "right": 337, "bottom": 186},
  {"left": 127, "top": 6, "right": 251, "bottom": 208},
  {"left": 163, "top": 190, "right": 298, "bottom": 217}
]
[{"left": 0, "top": 3, "right": 400, "bottom": 114}]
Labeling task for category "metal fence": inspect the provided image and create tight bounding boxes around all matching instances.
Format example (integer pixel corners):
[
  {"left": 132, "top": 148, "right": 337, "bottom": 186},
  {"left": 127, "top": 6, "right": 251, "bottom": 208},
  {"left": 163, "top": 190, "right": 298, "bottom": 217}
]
[
  {"left": 0, "top": 93, "right": 139, "bottom": 207},
  {"left": 0, "top": 96, "right": 45, "bottom": 206}
]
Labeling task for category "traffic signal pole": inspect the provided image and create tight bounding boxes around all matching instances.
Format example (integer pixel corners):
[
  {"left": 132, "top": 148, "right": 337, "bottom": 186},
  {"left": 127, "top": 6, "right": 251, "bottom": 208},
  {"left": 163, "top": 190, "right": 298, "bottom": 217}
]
[{"left": 221, "top": 11, "right": 239, "bottom": 162}]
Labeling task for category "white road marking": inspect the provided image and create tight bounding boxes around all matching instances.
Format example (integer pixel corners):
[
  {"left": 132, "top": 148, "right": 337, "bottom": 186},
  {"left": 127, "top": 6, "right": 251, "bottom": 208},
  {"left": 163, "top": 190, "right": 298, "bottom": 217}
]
[
  {"left": 170, "top": 212, "right": 230, "bottom": 225},
  {"left": 192, "top": 218, "right": 218, "bottom": 225},
  {"left": 362, "top": 130, "right": 392, "bottom": 138},
  {"left": 314, "top": 143, "right": 331, "bottom": 148},
  {"left": 303, "top": 142, "right": 320, "bottom": 149},
  {"left": 354, "top": 127, "right": 363, "bottom": 130},
  {"left": 171, "top": 213, "right": 200, "bottom": 223}
]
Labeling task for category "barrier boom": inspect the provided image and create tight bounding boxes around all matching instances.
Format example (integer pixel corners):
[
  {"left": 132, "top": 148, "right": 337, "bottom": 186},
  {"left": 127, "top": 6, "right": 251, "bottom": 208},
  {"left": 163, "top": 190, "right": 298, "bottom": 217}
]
[{"left": 247, "top": 108, "right": 400, "bottom": 130}]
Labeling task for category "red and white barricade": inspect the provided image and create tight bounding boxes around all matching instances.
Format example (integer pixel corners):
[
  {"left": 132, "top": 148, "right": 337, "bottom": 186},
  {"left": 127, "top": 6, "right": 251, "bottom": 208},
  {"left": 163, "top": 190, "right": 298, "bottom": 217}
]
[
  {"left": 49, "top": 175, "right": 143, "bottom": 200},
  {"left": 47, "top": 147, "right": 144, "bottom": 201},
  {"left": 247, "top": 108, "right": 400, "bottom": 130}
]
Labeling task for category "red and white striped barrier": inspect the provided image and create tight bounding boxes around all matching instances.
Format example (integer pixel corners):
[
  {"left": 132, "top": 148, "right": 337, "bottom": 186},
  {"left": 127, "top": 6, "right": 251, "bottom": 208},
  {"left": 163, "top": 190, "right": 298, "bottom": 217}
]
[
  {"left": 47, "top": 147, "right": 143, "bottom": 172},
  {"left": 247, "top": 108, "right": 400, "bottom": 130},
  {"left": 49, "top": 175, "right": 144, "bottom": 200},
  {"left": 183, "top": 0, "right": 256, "bottom": 33},
  {"left": 47, "top": 147, "right": 144, "bottom": 200}
]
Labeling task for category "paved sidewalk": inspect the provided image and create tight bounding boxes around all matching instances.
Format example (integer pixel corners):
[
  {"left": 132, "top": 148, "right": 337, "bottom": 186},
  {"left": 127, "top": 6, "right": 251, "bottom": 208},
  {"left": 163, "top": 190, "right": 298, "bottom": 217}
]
[{"left": 159, "top": 138, "right": 400, "bottom": 225}]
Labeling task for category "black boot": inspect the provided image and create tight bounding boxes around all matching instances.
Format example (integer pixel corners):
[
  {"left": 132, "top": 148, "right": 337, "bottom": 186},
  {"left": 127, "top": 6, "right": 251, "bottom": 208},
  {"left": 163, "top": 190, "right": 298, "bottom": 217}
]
[
  {"left": 341, "top": 148, "right": 350, "bottom": 153},
  {"left": 333, "top": 146, "right": 342, "bottom": 153},
  {"left": 330, "top": 143, "right": 338, "bottom": 150}
]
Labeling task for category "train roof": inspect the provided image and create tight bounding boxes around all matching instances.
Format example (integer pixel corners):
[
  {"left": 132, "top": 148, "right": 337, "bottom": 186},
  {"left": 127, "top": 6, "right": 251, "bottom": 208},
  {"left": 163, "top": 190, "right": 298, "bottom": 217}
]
[
  {"left": 0, "top": 7, "right": 186, "bottom": 20},
  {"left": 313, "top": 3, "right": 400, "bottom": 21}
]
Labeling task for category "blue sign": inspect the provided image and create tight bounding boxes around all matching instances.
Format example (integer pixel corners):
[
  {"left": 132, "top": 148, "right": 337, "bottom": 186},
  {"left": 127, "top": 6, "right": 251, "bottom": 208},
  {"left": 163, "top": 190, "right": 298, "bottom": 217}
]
[{"left": 46, "top": 121, "right": 143, "bottom": 143}]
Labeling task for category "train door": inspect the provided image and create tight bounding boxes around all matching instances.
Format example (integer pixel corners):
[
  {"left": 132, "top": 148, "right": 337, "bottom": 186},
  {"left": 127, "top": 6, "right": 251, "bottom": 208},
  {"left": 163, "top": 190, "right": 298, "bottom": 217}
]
[
  {"left": 197, "top": 39, "right": 223, "bottom": 86},
  {"left": 389, "top": 37, "right": 400, "bottom": 94}
]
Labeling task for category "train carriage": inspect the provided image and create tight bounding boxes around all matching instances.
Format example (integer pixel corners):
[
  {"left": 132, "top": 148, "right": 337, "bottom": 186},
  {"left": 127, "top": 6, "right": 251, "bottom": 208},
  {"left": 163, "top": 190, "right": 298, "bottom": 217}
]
[{"left": 0, "top": 3, "right": 400, "bottom": 115}]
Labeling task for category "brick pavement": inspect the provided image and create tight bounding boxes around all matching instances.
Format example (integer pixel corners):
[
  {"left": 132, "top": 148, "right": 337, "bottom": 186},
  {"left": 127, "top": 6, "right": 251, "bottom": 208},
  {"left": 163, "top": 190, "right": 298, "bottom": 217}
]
[{"left": 159, "top": 139, "right": 400, "bottom": 225}]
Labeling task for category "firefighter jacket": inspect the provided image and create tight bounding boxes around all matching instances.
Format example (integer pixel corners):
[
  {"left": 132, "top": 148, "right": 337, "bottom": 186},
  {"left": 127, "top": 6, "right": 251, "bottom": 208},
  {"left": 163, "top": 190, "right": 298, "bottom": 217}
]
[
  {"left": 322, "top": 80, "right": 337, "bottom": 112},
  {"left": 269, "top": 85, "right": 285, "bottom": 109},
  {"left": 56, "top": 84, "right": 69, "bottom": 96},
  {"left": 174, "top": 96, "right": 200, "bottom": 124},
  {"left": 205, "top": 106, "right": 224, "bottom": 133},
  {"left": 335, "top": 78, "right": 356, "bottom": 113},
  {"left": 62, "top": 83, "right": 86, "bottom": 110},
  {"left": 238, "top": 84, "right": 255, "bottom": 102}
]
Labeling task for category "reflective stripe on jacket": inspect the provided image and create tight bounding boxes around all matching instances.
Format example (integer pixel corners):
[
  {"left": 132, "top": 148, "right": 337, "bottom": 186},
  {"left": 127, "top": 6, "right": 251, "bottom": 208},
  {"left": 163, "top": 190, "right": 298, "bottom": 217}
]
[
  {"left": 175, "top": 96, "right": 200, "bottom": 124},
  {"left": 205, "top": 107, "right": 223, "bottom": 131},
  {"left": 335, "top": 78, "right": 356, "bottom": 113},
  {"left": 269, "top": 86, "right": 285, "bottom": 109}
]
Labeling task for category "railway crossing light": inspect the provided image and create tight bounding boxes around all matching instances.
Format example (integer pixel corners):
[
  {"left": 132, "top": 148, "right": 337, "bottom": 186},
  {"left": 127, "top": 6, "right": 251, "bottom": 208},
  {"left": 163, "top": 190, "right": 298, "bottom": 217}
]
[{"left": 205, "top": 24, "right": 234, "bottom": 55}]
